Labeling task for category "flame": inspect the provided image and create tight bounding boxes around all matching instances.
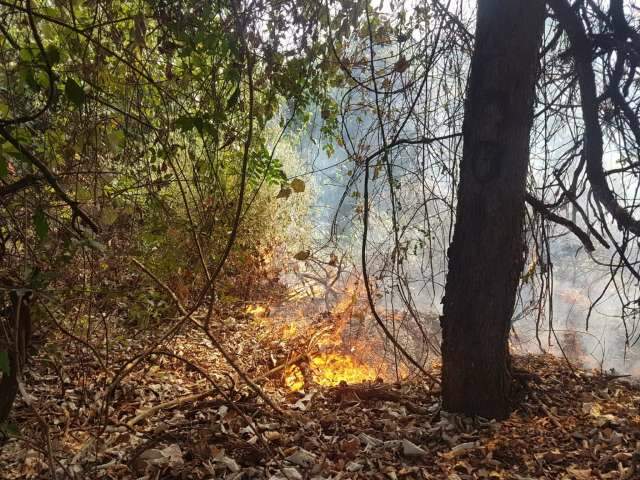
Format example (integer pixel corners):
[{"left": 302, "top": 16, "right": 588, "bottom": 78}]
[
  {"left": 285, "top": 353, "right": 378, "bottom": 391},
  {"left": 281, "top": 322, "right": 298, "bottom": 339},
  {"left": 277, "top": 277, "right": 411, "bottom": 391},
  {"left": 332, "top": 283, "right": 360, "bottom": 316},
  {"left": 246, "top": 304, "right": 267, "bottom": 317},
  {"left": 311, "top": 353, "right": 378, "bottom": 385}
]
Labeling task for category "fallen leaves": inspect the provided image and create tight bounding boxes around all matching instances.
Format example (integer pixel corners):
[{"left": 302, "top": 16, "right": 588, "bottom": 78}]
[
  {"left": 133, "top": 443, "right": 184, "bottom": 473},
  {"left": 284, "top": 447, "right": 316, "bottom": 468},
  {"left": 2, "top": 294, "right": 640, "bottom": 480},
  {"left": 442, "top": 441, "right": 479, "bottom": 460}
]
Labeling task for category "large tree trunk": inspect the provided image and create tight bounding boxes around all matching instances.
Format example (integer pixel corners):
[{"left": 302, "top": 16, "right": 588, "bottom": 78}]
[{"left": 440, "top": 0, "right": 545, "bottom": 420}]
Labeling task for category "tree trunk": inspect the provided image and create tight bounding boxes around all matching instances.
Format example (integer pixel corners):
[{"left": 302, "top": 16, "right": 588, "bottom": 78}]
[
  {"left": 440, "top": 0, "right": 545, "bottom": 420},
  {"left": 0, "top": 292, "right": 32, "bottom": 424}
]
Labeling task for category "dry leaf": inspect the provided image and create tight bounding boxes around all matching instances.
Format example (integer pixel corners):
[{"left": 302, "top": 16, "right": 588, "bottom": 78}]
[
  {"left": 294, "top": 250, "right": 310, "bottom": 261},
  {"left": 394, "top": 55, "right": 410, "bottom": 73},
  {"left": 277, "top": 186, "right": 292, "bottom": 199},
  {"left": 290, "top": 178, "right": 305, "bottom": 193}
]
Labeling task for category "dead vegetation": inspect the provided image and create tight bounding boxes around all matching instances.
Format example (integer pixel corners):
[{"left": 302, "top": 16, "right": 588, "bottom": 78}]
[{"left": 1, "top": 284, "right": 639, "bottom": 479}]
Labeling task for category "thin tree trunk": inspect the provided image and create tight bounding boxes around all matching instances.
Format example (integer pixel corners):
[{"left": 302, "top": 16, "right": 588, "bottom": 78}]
[
  {"left": 0, "top": 292, "right": 31, "bottom": 423},
  {"left": 440, "top": 0, "right": 545, "bottom": 420}
]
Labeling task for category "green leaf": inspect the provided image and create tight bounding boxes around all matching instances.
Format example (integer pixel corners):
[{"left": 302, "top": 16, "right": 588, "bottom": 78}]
[
  {"left": 19, "top": 48, "right": 33, "bottom": 62},
  {"left": 33, "top": 208, "right": 49, "bottom": 240},
  {"left": 75, "top": 186, "right": 92, "bottom": 202},
  {"left": 107, "top": 129, "right": 125, "bottom": 152},
  {"left": 100, "top": 207, "right": 118, "bottom": 226},
  {"left": 227, "top": 85, "right": 240, "bottom": 108},
  {"left": 0, "top": 350, "right": 10, "bottom": 376},
  {"left": 21, "top": 67, "right": 39, "bottom": 92},
  {"left": 35, "top": 71, "right": 50, "bottom": 90},
  {"left": 175, "top": 116, "right": 195, "bottom": 132},
  {"left": 65, "top": 78, "right": 85, "bottom": 108},
  {"left": 45, "top": 45, "right": 61, "bottom": 65},
  {"left": 0, "top": 155, "right": 7, "bottom": 178}
]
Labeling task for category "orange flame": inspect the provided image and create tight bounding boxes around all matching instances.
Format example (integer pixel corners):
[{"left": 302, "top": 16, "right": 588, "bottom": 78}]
[
  {"left": 279, "top": 277, "right": 408, "bottom": 391},
  {"left": 285, "top": 353, "right": 378, "bottom": 391}
]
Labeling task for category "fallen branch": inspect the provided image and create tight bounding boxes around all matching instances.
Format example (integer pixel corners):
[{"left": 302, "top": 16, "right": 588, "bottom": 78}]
[
  {"left": 602, "top": 373, "right": 632, "bottom": 382},
  {"left": 332, "top": 383, "right": 431, "bottom": 415},
  {"left": 130, "top": 257, "right": 285, "bottom": 417},
  {"left": 125, "top": 352, "right": 312, "bottom": 428},
  {"left": 252, "top": 351, "right": 312, "bottom": 382},
  {"left": 530, "top": 391, "right": 567, "bottom": 433},
  {"left": 16, "top": 377, "right": 60, "bottom": 479},
  {"left": 540, "top": 403, "right": 566, "bottom": 432},
  {"left": 126, "top": 390, "right": 215, "bottom": 428},
  {"left": 526, "top": 193, "right": 597, "bottom": 252}
]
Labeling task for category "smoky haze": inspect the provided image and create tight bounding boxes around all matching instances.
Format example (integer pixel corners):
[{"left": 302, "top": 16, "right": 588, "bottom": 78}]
[
  {"left": 285, "top": 98, "right": 640, "bottom": 378},
  {"left": 276, "top": 1, "right": 640, "bottom": 377}
]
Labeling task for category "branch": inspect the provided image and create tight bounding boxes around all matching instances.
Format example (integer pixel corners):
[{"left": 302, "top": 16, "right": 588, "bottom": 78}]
[
  {"left": 548, "top": 0, "right": 640, "bottom": 237},
  {"left": 525, "top": 193, "right": 596, "bottom": 252},
  {"left": 130, "top": 257, "right": 285, "bottom": 416},
  {"left": 125, "top": 351, "right": 312, "bottom": 428},
  {"left": 0, "top": 0, "right": 55, "bottom": 126},
  {"left": 0, "top": 126, "right": 99, "bottom": 232},
  {"left": 0, "top": 174, "right": 40, "bottom": 198},
  {"left": 552, "top": 171, "right": 610, "bottom": 249},
  {"left": 361, "top": 133, "right": 463, "bottom": 168}
]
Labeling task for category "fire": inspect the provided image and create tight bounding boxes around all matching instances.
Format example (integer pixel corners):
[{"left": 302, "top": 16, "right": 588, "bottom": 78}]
[
  {"left": 275, "top": 276, "right": 409, "bottom": 391},
  {"left": 310, "top": 353, "right": 379, "bottom": 385},
  {"left": 246, "top": 304, "right": 267, "bottom": 317},
  {"left": 281, "top": 322, "right": 298, "bottom": 339},
  {"left": 285, "top": 353, "right": 379, "bottom": 391}
]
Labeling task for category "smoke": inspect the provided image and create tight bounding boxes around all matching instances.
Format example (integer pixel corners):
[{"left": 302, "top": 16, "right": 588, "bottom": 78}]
[
  {"left": 274, "top": 3, "right": 640, "bottom": 377},
  {"left": 276, "top": 92, "right": 640, "bottom": 378}
]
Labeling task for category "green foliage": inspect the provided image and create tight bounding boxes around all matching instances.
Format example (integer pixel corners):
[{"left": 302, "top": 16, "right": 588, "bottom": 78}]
[
  {"left": 64, "top": 79, "right": 85, "bottom": 108},
  {"left": 128, "top": 287, "right": 172, "bottom": 328},
  {"left": 33, "top": 208, "right": 48, "bottom": 240},
  {"left": 0, "top": 0, "right": 362, "bottom": 336},
  {"left": 248, "top": 147, "right": 288, "bottom": 187}
]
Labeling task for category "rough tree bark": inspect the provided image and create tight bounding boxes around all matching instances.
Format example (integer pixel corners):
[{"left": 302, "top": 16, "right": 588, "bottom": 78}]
[
  {"left": 0, "top": 291, "right": 32, "bottom": 423},
  {"left": 440, "top": 0, "right": 545, "bottom": 420}
]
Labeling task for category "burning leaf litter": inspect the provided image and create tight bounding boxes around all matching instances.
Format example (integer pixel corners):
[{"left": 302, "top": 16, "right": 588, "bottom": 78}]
[
  {"left": 284, "top": 352, "right": 380, "bottom": 391},
  {"left": 2, "top": 291, "right": 640, "bottom": 479}
]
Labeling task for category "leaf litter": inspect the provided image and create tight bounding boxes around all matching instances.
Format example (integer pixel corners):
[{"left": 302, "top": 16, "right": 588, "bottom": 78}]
[{"left": 1, "top": 293, "right": 640, "bottom": 479}]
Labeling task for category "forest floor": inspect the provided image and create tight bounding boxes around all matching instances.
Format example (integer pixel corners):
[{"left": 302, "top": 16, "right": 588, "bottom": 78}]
[{"left": 1, "top": 278, "right": 640, "bottom": 480}]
